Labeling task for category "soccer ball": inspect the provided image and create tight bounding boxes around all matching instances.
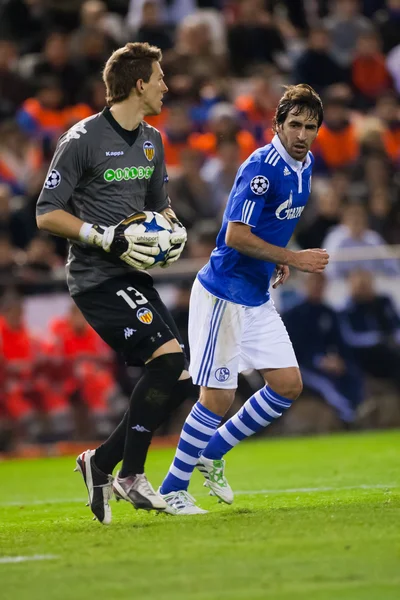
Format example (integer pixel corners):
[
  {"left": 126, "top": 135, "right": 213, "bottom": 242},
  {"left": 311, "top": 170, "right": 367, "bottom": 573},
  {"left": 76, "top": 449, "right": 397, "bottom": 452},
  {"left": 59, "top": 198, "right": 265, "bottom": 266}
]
[{"left": 124, "top": 211, "right": 173, "bottom": 266}]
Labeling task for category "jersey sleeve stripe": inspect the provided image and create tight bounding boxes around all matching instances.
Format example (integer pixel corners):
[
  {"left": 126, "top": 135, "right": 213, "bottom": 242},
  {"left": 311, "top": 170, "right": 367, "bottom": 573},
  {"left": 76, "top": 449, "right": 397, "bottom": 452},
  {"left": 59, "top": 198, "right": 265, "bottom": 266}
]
[
  {"left": 271, "top": 153, "right": 280, "bottom": 166},
  {"left": 267, "top": 150, "right": 279, "bottom": 165},
  {"left": 245, "top": 201, "right": 256, "bottom": 224},
  {"left": 241, "top": 199, "right": 250, "bottom": 223},
  {"left": 264, "top": 148, "right": 276, "bottom": 163}
]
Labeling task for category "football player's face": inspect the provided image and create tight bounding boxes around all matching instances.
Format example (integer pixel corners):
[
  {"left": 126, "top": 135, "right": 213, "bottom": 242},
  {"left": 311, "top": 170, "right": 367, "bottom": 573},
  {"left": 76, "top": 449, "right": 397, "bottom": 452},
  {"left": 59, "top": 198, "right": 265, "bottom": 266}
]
[
  {"left": 278, "top": 108, "right": 319, "bottom": 161},
  {"left": 142, "top": 61, "right": 168, "bottom": 116}
]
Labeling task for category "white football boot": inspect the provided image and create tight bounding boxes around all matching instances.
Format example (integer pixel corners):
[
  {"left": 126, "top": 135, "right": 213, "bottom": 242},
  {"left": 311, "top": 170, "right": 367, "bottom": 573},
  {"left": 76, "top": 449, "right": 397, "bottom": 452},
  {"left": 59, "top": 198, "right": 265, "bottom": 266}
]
[
  {"left": 159, "top": 490, "right": 208, "bottom": 515},
  {"left": 113, "top": 472, "right": 167, "bottom": 511},
  {"left": 196, "top": 456, "right": 234, "bottom": 504}
]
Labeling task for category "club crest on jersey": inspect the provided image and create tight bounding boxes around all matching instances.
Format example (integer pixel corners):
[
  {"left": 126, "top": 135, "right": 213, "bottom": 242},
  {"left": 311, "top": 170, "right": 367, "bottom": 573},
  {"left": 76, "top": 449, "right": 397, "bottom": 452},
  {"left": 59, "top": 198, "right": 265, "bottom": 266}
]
[
  {"left": 276, "top": 191, "right": 304, "bottom": 221},
  {"left": 137, "top": 307, "right": 153, "bottom": 324},
  {"left": 143, "top": 141, "right": 155, "bottom": 161},
  {"left": 250, "top": 176, "right": 269, "bottom": 195}
]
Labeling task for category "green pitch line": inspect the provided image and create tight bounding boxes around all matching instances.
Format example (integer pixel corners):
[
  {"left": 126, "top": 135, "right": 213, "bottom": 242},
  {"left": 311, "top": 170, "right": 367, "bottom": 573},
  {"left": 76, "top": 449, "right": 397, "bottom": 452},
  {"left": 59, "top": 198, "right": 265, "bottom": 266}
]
[{"left": 0, "top": 430, "right": 399, "bottom": 600}]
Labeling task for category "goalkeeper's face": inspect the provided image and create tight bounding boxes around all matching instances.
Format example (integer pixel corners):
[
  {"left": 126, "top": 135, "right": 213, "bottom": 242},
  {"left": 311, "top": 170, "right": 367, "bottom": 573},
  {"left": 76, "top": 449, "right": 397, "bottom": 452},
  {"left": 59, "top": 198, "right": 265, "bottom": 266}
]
[
  {"left": 278, "top": 108, "right": 319, "bottom": 161},
  {"left": 142, "top": 61, "right": 168, "bottom": 116}
]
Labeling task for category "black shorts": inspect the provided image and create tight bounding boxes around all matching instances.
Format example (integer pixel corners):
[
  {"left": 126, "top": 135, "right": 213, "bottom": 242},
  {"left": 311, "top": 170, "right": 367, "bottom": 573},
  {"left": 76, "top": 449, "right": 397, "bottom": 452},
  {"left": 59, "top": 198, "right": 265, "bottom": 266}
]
[{"left": 74, "top": 273, "right": 185, "bottom": 365}]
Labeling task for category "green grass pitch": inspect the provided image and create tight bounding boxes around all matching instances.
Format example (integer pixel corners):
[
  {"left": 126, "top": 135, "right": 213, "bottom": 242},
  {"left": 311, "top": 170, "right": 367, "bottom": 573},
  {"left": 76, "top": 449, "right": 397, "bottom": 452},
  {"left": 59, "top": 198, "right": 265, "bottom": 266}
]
[{"left": 0, "top": 431, "right": 399, "bottom": 600}]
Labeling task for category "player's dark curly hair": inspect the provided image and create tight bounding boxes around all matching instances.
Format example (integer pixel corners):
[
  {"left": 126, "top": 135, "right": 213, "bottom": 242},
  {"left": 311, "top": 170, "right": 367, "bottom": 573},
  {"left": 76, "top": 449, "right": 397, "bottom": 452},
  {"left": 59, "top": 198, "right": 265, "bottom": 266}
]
[
  {"left": 103, "top": 42, "right": 162, "bottom": 106},
  {"left": 272, "top": 84, "right": 324, "bottom": 132}
]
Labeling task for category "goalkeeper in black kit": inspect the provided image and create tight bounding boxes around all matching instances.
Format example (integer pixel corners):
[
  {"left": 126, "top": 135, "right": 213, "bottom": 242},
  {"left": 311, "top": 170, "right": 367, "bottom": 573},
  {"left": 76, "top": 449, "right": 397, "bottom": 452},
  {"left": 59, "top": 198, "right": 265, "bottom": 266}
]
[{"left": 36, "top": 42, "right": 192, "bottom": 522}]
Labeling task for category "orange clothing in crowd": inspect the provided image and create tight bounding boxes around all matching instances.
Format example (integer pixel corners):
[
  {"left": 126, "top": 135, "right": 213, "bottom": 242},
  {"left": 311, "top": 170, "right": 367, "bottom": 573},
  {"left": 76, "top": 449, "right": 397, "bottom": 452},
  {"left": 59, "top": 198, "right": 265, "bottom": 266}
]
[
  {"left": 18, "top": 98, "right": 93, "bottom": 139},
  {"left": 50, "top": 317, "right": 115, "bottom": 414},
  {"left": 383, "top": 126, "right": 400, "bottom": 164},
  {"left": 235, "top": 95, "right": 275, "bottom": 129},
  {"left": 160, "top": 131, "right": 188, "bottom": 167},
  {"left": 314, "top": 122, "right": 359, "bottom": 170},
  {"left": 352, "top": 55, "right": 392, "bottom": 99},
  {"left": 0, "top": 317, "right": 68, "bottom": 421},
  {"left": 188, "top": 130, "right": 257, "bottom": 162}
]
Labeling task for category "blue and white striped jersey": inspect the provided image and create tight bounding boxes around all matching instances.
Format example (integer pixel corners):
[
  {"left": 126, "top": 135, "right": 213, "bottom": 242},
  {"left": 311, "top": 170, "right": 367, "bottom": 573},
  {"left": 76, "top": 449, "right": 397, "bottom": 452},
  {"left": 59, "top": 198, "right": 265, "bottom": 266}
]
[{"left": 198, "top": 134, "right": 314, "bottom": 306}]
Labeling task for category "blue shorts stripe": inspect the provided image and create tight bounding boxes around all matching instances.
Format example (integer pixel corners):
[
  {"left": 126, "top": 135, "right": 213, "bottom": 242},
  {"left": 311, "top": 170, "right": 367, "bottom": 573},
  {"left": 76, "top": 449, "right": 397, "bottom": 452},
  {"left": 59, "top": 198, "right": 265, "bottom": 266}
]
[
  {"left": 197, "top": 299, "right": 222, "bottom": 385},
  {"left": 198, "top": 300, "right": 225, "bottom": 386},
  {"left": 205, "top": 302, "right": 227, "bottom": 385}
]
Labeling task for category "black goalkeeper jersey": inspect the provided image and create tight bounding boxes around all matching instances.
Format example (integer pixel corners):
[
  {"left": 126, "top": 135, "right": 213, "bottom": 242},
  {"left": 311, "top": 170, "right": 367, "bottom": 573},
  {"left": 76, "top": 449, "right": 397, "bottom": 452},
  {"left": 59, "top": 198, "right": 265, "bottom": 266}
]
[{"left": 36, "top": 108, "right": 170, "bottom": 296}]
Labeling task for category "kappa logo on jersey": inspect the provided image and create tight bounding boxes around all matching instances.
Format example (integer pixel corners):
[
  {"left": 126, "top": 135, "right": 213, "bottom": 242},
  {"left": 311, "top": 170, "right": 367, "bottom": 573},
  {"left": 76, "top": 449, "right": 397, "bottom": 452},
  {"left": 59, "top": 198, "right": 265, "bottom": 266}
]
[
  {"left": 215, "top": 367, "right": 230, "bottom": 382},
  {"left": 137, "top": 307, "right": 153, "bottom": 324},
  {"left": 124, "top": 327, "right": 136, "bottom": 339},
  {"left": 283, "top": 166, "right": 291, "bottom": 176},
  {"left": 143, "top": 141, "right": 155, "bottom": 161},
  {"left": 105, "top": 151, "right": 124, "bottom": 157},
  {"left": 103, "top": 166, "right": 154, "bottom": 182},
  {"left": 250, "top": 176, "right": 269, "bottom": 195},
  {"left": 44, "top": 169, "right": 61, "bottom": 189},
  {"left": 276, "top": 191, "right": 305, "bottom": 221},
  {"left": 59, "top": 122, "right": 88, "bottom": 146}
]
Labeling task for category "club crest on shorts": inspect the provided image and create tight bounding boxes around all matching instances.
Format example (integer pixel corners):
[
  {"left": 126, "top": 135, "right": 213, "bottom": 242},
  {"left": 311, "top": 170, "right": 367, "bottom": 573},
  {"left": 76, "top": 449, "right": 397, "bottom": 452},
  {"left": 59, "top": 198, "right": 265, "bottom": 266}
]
[
  {"left": 137, "top": 307, "right": 153, "bottom": 324},
  {"left": 143, "top": 141, "right": 155, "bottom": 161},
  {"left": 215, "top": 367, "right": 230, "bottom": 382}
]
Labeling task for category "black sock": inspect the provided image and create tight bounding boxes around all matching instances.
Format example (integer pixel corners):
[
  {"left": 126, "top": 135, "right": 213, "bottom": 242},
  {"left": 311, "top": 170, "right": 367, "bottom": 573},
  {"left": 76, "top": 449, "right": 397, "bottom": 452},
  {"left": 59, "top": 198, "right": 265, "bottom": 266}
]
[
  {"left": 119, "top": 353, "right": 185, "bottom": 477},
  {"left": 94, "top": 413, "right": 128, "bottom": 475},
  {"left": 94, "top": 375, "right": 197, "bottom": 475}
]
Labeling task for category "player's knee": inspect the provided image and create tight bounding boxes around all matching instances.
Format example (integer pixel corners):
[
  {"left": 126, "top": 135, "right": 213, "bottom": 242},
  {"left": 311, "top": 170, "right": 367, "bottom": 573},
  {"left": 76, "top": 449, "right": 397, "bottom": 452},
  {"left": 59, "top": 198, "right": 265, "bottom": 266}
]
[
  {"left": 269, "top": 369, "right": 303, "bottom": 401},
  {"left": 146, "top": 352, "right": 185, "bottom": 387}
]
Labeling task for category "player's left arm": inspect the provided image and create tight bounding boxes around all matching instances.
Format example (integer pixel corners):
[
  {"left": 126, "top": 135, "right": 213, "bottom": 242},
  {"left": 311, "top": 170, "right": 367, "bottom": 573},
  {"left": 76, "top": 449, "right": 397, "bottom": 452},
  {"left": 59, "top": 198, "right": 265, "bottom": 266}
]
[{"left": 145, "top": 133, "right": 187, "bottom": 267}]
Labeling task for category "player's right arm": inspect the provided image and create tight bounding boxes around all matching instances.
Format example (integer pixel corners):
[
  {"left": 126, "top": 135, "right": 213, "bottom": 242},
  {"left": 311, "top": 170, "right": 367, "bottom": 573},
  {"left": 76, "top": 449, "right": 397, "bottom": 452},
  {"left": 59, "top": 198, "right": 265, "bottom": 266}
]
[
  {"left": 36, "top": 134, "right": 160, "bottom": 269},
  {"left": 225, "top": 156, "right": 329, "bottom": 273}
]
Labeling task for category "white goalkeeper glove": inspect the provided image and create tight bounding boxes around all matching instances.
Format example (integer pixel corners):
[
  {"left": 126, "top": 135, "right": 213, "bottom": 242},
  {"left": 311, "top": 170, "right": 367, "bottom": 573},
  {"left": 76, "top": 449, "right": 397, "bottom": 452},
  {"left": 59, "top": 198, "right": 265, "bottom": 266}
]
[
  {"left": 79, "top": 213, "right": 159, "bottom": 269},
  {"left": 161, "top": 218, "right": 187, "bottom": 268}
]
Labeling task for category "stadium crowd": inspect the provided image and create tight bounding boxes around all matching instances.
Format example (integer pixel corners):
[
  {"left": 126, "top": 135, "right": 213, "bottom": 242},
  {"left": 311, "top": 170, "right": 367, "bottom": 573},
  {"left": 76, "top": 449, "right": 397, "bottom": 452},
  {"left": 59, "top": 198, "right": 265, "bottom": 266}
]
[{"left": 0, "top": 0, "right": 400, "bottom": 450}]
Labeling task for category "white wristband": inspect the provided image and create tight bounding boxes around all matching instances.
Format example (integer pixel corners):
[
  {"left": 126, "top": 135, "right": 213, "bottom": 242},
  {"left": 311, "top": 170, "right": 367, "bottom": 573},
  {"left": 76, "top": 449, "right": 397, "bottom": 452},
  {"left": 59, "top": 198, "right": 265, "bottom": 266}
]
[{"left": 79, "top": 222, "right": 94, "bottom": 243}]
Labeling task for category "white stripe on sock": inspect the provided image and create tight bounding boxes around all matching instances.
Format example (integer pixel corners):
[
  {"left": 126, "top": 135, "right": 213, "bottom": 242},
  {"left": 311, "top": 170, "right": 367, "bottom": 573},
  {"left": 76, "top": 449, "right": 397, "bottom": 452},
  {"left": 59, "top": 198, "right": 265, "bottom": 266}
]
[
  {"left": 218, "top": 425, "right": 240, "bottom": 446},
  {"left": 192, "top": 407, "right": 220, "bottom": 427},
  {"left": 186, "top": 414, "right": 216, "bottom": 435},
  {"left": 245, "top": 402, "right": 271, "bottom": 427},
  {"left": 175, "top": 447, "right": 199, "bottom": 466},
  {"left": 170, "top": 464, "right": 193, "bottom": 480},
  {"left": 254, "top": 391, "right": 281, "bottom": 418},
  {"left": 181, "top": 429, "right": 209, "bottom": 448},
  {"left": 262, "top": 387, "right": 291, "bottom": 409},
  {"left": 230, "top": 413, "right": 256, "bottom": 436}
]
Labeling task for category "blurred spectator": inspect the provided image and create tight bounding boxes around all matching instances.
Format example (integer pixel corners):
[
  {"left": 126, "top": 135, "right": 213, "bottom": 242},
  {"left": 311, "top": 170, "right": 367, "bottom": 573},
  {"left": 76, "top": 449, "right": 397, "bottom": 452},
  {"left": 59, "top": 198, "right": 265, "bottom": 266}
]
[
  {"left": 0, "top": 0, "right": 49, "bottom": 55},
  {"left": 386, "top": 43, "right": 400, "bottom": 95},
  {"left": 168, "top": 148, "right": 214, "bottom": 230},
  {"left": 340, "top": 269, "right": 400, "bottom": 390},
  {"left": 70, "top": 28, "right": 110, "bottom": 80},
  {"left": 227, "top": 0, "right": 286, "bottom": 77},
  {"left": 0, "top": 184, "right": 31, "bottom": 249},
  {"left": 0, "top": 290, "right": 73, "bottom": 443},
  {"left": 30, "top": 32, "right": 82, "bottom": 105},
  {"left": 135, "top": 0, "right": 174, "bottom": 52},
  {"left": 18, "top": 234, "right": 61, "bottom": 287},
  {"left": 235, "top": 70, "right": 281, "bottom": 144},
  {"left": 160, "top": 104, "right": 193, "bottom": 168},
  {"left": 0, "top": 39, "right": 32, "bottom": 120},
  {"left": 187, "top": 220, "right": 219, "bottom": 259},
  {"left": 351, "top": 31, "right": 392, "bottom": 107},
  {"left": 323, "top": 203, "right": 400, "bottom": 278},
  {"left": 0, "top": 120, "right": 43, "bottom": 195},
  {"left": 77, "top": 0, "right": 126, "bottom": 46},
  {"left": 16, "top": 78, "right": 66, "bottom": 143},
  {"left": 296, "top": 185, "right": 342, "bottom": 250},
  {"left": 50, "top": 304, "right": 120, "bottom": 438},
  {"left": 0, "top": 234, "right": 18, "bottom": 282},
  {"left": 164, "top": 12, "right": 227, "bottom": 90},
  {"left": 127, "top": 0, "right": 196, "bottom": 32},
  {"left": 374, "top": 92, "right": 400, "bottom": 164},
  {"left": 201, "top": 138, "right": 241, "bottom": 214},
  {"left": 293, "top": 27, "right": 345, "bottom": 95},
  {"left": 313, "top": 94, "right": 359, "bottom": 173},
  {"left": 323, "top": 0, "right": 372, "bottom": 67},
  {"left": 188, "top": 102, "right": 257, "bottom": 163},
  {"left": 375, "top": 0, "right": 400, "bottom": 54},
  {"left": 283, "top": 273, "right": 364, "bottom": 423}
]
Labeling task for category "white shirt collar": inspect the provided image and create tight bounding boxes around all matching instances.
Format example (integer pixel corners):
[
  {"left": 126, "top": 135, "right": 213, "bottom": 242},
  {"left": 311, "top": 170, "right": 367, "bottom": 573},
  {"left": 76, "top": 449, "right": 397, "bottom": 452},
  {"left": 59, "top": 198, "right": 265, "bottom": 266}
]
[{"left": 271, "top": 134, "right": 311, "bottom": 172}]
